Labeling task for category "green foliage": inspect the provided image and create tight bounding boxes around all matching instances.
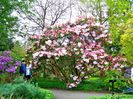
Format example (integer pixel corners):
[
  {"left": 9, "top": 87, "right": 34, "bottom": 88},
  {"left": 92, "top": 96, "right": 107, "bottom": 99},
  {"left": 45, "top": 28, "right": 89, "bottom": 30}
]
[
  {"left": 36, "top": 78, "right": 66, "bottom": 89},
  {"left": 35, "top": 77, "right": 106, "bottom": 92},
  {"left": 89, "top": 94, "right": 133, "bottom": 99},
  {"left": 106, "top": 0, "right": 132, "bottom": 55},
  {"left": 0, "top": 0, "right": 18, "bottom": 50},
  {"left": 103, "top": 70, "right": 128, "bottom": 92},
  {"left": 12, "top": 76, "right": 25, "bottom": 84},
  {"left": 11, "top": 41, "right": 26, "bottom": 61},
  {"left": 0, "top": 77, "right": 54, "bottom": 99},
  {"left": 0, "top": 73, "right": 8, "bottom": 84},
  {"left": 0, "top": 73, "right": 18, "bottom": 84},
  {"left": 121, "top": 13, "right": 133, "bottom": 62},
  {"left": 0, "top": 0, "right": 34, "bottom": 51}
]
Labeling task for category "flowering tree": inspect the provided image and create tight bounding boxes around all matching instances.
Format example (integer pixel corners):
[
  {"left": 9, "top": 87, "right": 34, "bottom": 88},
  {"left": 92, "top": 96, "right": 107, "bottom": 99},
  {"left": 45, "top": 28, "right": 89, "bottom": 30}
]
[
  {"left": 0, "top": 51, "right": 20, "bottom": 82},
  {"left": 27, "top": 17, "right": 124, "bottom": 88}
]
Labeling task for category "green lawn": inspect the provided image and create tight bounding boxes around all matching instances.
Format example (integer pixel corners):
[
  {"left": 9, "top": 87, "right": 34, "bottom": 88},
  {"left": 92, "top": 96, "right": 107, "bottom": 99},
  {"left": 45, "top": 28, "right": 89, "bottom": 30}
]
[
  {"left": 89, "top": 94, "right": 133, "bottom": 99},
  {"left": 35, "top": 77, "right": 107, "bottom": 92}
]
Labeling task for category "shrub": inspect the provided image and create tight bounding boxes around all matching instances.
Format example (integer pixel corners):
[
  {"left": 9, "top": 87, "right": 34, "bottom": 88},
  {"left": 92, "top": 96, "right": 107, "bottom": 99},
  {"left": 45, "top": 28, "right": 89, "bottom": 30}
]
[
  {"left": 0, "top": 51, "right": 21, "bottom": 83},
  {"left": 27, "top": 17, "right": 124, "bottom": 88},
  {"left": 0, "top": 78, "right": 54, "bottom": 99}
]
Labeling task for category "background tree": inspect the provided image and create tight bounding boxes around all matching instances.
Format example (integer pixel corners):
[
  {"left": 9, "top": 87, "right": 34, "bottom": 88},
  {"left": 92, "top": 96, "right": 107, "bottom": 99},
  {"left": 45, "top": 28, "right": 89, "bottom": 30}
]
[
  {"left": 106, "top": 0, "right": 132, "bottom": 54},
  {"left": 121, "top": 13, "right": 133, "bottom": 64},
  {"left": 79, "top": 0, "right": 107, "bottom": 25},
  {"left": 17, "top": 0, "right": 74, "bottom": 34},
  {"left": 79, "top": 0, "right": 132, "bottom": 55},
  {"left": 0, "top": 0, "right": 18, "bottom": 50},
  {"left": 11, "top": 41, "right": 26, "bottom": 61},
  {"left": 0, "top": 0, "right": 34, "bottom": 51}
]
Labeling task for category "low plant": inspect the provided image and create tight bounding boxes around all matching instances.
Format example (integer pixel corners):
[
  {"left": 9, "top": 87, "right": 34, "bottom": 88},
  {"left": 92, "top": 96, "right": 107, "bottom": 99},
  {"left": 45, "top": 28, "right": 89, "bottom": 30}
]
[{"left": 0, "top": 77, "right": 54, "bottom": 99}]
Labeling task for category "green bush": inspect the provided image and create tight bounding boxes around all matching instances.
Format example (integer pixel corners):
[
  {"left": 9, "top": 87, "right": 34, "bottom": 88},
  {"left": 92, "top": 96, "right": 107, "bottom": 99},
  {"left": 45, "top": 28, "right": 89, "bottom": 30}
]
[
  {"left": 102, "top": 70, "right": 128, "bottom": 92},
  {"left": 12, "top": 76, "right": 25, "bottom": 84},
  {"left": 0, "top": 77, "right": 54, "bottom": 99},
  {"left": 89, "top": 94, "right": 133, "bottom": 99},
  {"left": 11, "top": 41, "right": 26, "bottom": 61}
]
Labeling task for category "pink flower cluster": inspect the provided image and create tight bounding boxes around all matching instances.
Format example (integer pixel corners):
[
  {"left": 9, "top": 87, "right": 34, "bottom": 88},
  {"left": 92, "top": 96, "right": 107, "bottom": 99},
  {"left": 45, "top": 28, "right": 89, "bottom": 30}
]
[{"left": 30, "top": 34, "right": 42, "bottom": 40}]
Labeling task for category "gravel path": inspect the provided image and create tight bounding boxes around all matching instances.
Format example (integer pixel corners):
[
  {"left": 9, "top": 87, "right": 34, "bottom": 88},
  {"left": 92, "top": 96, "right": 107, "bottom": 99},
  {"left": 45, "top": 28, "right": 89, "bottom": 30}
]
[{"left": 50, "top": 89, "right": 109, "bottom": 99}]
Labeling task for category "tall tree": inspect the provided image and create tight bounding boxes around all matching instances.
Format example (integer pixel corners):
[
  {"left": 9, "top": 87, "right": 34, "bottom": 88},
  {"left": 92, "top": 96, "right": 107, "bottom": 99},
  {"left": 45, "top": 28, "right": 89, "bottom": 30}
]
[
  {"left": 79, "top": 0, "right": 107, "bottom": 25},
  {"left": 0, "top": 0, "right": 17, "bottom": 50},
  {"left": 79, "top": 0, "right": 132, "bottom": 55},
  {"left": 121, "top": 13, "right": 133, "bottom": 64},
  {"left": 17, "top": 0, "right": 74, "bottom": 34},
  {"left": 0, "top": 0, "right": 34, "bottom": 50},
  {"left": 106, "top": 0, "right": 131, "bottom": 54}
]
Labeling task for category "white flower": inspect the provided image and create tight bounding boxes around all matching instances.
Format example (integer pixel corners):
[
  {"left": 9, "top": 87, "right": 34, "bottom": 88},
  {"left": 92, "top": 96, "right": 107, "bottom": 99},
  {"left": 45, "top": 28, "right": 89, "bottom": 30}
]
[
  {"left": 92, "top": 31, "right": 96, "bottom": 37},
  {"left": 74, "top": 48, "right": 78, "bottom": 51},
  {"left": 81, "top": 72, "right": 85, "bottom": 74},
  {"left": 75, "top": 52, "right": 79, "bottom": 55},
  {"left": 108, "top": 41, "right": 112, "bottom": 44},
  {"left": 62, "top": 48, "right": 67, "bottom": 55},
  {"left": 100, "top": 56, "right": 104, "bottom": 58},
  {"left": 83, "top": 58, "right": 89, "bottom": 63},
  {"left": 55, "top": 57, "right": 59, "bottom": 60},
  {"left": 80, "top": 49, "right": 84, "bottom": 53},
  {"left": 95, "top": 23, "right": 100, "bottom": 26},
  {"left": 65, "top": 38, "right": 69, "bottom": 43},
  {"left": 84, "top": 76, "right": 88, "bottom": 79},
  {"left": 70, "top": 83, "right": 76, "bottom": 87},
  {"left": 103, "top": 30, "right": 108, "bottom": 33},
  {"left": 78, "top": 42, "right": 82, "bottom": 47},
  {"left": 46, "top": 59, "right": 50, "bottom": 62},
  {"left": 93, "top": 61, "right": 98, "bottom": 65},
  {"left": 62, "top": 42, "right": 68, "bottom": 47},
  {"left": 39, "top": 53, "right": 43, "bottom": 57},
  {"left": 84, "top": 33, "right": 89, "bottom": 37},
  {"left": 99, "top": 49, "right": 105, "bottom": 53},
  {"left": 33, "top": 52, "right": 40, "bottom": 58},
  {"left": 60, "top": 33, "right": 64, "bottom": 37},
  {"left": 45, "top": 40, "right": 52, "bottom": 45},
  {"left": 70, "top": 74, "right": 74, "bottom": 77},
  {"left": 104, "top": 62, "right": 109, "bottom": 65},
  {"left": 73, "top": 76, "right": 78, "bottom": 81},
  {"left": 93, "top": 55, "right": 97, "bottom": 60},
  {"left": 53, "top": 52, "right": 58, "bottom": 56},
  {"left": 68, "top": 85, "right": 72, "bottom": 88},
  {"left": 41, "top": 46, "right": 46, "bottom": 50}
]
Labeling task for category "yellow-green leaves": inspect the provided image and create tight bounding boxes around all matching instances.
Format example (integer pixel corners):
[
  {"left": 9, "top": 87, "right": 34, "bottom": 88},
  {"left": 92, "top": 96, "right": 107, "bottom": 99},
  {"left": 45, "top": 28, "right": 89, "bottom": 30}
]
[{"left": 121, "top": 13, "right": 133, "bottom": 62}]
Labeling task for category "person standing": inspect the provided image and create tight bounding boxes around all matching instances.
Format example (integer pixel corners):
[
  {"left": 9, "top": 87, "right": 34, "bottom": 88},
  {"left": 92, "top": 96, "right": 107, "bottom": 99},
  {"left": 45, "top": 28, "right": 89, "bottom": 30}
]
[
  {"left": 25, "top": 61, "right": 32, "bottom": 80},
  {"left": 20, "top": 60, "right": 26, "bottom": 76},
  {"left": 131, "top": 67, "right": 133, "bottom": 81}
]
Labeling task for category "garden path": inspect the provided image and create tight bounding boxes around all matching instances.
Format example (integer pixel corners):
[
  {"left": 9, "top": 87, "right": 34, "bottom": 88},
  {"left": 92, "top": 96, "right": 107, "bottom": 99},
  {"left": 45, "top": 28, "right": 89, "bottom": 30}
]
[{"left": 50, "top": 89, "right": 109, "bottom": 99}]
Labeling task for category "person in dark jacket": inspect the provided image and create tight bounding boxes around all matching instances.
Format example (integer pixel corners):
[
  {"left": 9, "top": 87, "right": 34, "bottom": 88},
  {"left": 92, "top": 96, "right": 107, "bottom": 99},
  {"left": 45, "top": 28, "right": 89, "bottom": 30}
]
[{"left": 20, "top": 60, "right": 26, "bottom": 77}]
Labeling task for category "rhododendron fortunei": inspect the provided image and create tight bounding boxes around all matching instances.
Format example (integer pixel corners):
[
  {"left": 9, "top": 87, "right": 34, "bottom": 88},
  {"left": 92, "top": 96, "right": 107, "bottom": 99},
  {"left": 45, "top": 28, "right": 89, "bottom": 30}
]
[{"left": 28, "top": 17, "right": 124, "bottom": 88}]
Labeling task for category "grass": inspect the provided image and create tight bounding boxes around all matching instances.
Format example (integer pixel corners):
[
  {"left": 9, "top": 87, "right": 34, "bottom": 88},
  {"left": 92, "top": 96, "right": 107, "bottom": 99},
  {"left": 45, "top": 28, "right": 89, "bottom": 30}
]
[
  {"left": 89, "top": 94, "right": 133, "bottom": 99},
  {"left": 40, "top": 89, "right": 54, "bottom": 99},
  {"left": 35, "top": 77, "right": 107, "bottom": 92}
]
